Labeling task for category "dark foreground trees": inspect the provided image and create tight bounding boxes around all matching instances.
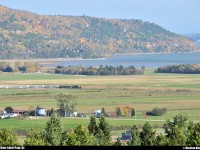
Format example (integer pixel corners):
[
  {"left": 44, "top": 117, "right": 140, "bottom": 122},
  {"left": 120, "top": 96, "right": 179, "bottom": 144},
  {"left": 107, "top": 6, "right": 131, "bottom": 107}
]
[
  {"left": 126, "top": 113, "right": 200, "bottom": 146},
  {"left": 0, "top": 128, "right": 18, "bottom": 146},
  {"left": 1, "top": 113, "right": 200, "bottom": 146},
  {"left": 22, "top": 113, "right": 112, "bottom": 146}
]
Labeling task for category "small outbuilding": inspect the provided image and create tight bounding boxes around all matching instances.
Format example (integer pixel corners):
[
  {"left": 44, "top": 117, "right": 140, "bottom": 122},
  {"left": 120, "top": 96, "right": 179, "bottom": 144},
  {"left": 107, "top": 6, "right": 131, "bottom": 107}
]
[
  {"left": 93, "top": 110, "right": 101, "bottom": 118},
  {"left": 13, "top": 110, "right": 27, "bottom": 115},
  {"left": 121, "top": 130, "right": 132, "bottom": 140}
]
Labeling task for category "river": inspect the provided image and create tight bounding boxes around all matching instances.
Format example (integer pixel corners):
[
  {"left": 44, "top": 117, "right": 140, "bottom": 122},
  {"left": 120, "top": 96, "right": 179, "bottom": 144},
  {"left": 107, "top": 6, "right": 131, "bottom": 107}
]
[{"left": 47, "top": 52, "right": 200, "bottom": 68}]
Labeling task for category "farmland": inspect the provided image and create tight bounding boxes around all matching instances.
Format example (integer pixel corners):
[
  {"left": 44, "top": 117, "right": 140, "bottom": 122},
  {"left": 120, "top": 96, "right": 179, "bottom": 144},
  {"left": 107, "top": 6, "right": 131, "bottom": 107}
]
[{"left": 0, "top": 69, "right": 200, "bottom": 132}]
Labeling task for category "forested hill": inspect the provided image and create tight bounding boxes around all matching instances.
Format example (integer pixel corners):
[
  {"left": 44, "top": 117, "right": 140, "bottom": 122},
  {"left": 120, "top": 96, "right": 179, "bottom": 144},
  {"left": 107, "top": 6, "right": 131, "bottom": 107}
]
[
  {"left": 184, "top": 33, "right": 200, "bottom": 48},
  {"left": 0, "top": 5, "right": 197, "bottom": 59}
]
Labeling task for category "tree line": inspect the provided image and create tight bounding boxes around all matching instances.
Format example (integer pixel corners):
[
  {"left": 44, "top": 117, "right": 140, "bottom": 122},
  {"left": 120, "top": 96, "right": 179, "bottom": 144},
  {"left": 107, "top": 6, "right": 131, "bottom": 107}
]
[
  {"left": 155, "top": 64, "right": 200, "bottom": 74},
  {"left": 0, "top": 61, "right": 41, "bottom": 73},
  {"left": 1, "top": 113, "right": 200, "bottom": 146},
  {"left": 55, "top": 65, "right": 144, "bottom": 75}
]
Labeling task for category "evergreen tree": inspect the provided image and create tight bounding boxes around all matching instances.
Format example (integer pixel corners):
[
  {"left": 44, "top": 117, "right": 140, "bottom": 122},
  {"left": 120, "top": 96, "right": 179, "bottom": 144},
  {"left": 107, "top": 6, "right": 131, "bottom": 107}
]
[
  {"left": 92, "top": 129, "right": 105, "bottom": 146},
  {"left": 131, "top": 108, "right": 135, "bottom": 117},
  {"left": 166, "top": 125, "right": 187, "bottom": 146},
  {"left": 98, "top": 115, "right": 112, "bottom": 145},
  {"left": 116, "top": 107, "right": 122, "bottom": 117},
  {"left": 44, "top": 111, "right": 63, "bottom": 146},
  {"left": 0, "top": 128, "right": 18, "bottom": 146},
  {"left": 88, "top": 116, "right": 98, "bottom": 135},
  {"left": 155, "top": 133, "right": 168, "bottom": 146},
  {"left": 61, "top": 130, "right": 78, "bottom": 146},
  {"left": 24, "top": 128, "right": 45, "bottom": 146},
  {"left": 127, "top": 125, "right": 141, "bottom": 146},
  {"left": 186, "top": 121, "right": 195, "bottom": 146},
  {"left": 73, "top": 125, "right": 92, "bottom": 145},
  {"left": 173, "top": 113, "right": 188, "bottom": 129},
  {"left": 140, "top": 122, "right": 156, "bottom": 146},
  {"left": 101, "top": 107, "right": 108, "bottom": 117},
  {"left": 113, "top": 137, "right": 123, "bottom": 146},
  {"left": 186, "top": 122, "right": 200, "bottom": 146},
  {"left": 164, "top": 113, "right": 188, "bottom": 146}
]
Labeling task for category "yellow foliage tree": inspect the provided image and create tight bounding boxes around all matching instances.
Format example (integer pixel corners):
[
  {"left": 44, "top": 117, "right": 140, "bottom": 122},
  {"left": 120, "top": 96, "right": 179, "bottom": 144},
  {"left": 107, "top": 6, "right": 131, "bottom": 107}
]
[{"left": 79, "top": 38, "right": 86, "bottom": 44}]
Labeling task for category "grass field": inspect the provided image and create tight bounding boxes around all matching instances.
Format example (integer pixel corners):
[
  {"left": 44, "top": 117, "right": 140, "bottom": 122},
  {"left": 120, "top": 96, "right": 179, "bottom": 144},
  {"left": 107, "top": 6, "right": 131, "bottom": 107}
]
[
  {"left": 0, "top": 69, "right": 200, "bottom": 133},
  {"left": 0, "top": 117, "right": 166, "bottom": 131}
]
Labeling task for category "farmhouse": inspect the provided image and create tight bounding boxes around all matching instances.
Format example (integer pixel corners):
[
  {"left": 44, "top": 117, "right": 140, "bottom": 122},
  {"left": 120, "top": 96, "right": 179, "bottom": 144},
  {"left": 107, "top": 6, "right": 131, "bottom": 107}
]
[{"left": 36, "top": 107, "right": 46, "bottom": 116}]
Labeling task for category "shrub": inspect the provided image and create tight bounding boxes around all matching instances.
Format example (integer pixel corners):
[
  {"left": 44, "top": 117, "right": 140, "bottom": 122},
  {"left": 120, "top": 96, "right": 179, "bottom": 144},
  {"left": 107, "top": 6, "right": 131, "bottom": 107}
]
[{"left": 146, "top": 108, "right": 167, "bottom": 116}]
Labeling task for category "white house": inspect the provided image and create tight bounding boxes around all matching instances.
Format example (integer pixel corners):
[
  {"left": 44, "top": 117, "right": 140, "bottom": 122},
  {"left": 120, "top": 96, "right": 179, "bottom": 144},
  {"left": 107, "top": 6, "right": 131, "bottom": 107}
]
[{"left": 36, "top": 107, "right": 46, "bottom": 116}]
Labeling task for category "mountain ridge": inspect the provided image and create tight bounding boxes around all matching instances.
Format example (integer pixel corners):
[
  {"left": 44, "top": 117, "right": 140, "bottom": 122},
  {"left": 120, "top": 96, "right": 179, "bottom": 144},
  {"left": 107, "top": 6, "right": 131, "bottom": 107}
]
[{"left": 0, "top": 5, "right": 197, "bottom": 59}]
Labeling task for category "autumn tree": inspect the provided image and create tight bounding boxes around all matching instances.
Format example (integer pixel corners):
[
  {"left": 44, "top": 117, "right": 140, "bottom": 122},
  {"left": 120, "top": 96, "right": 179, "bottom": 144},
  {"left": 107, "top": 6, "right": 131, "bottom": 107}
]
[
  {"left": 116, "top": 106, "right": 132, "bottom": 117},
  {"left": 0, "top": 61, "right": 9, "bottom": 71},
  {"left": 34, "top": 62, "right": 41, "bottom": 72},
  {"left": 15, "top": 61, "right": 22, "bottom": 68},
  {"left": 13, "top": 67, "right": 19, "bottom": 73}
]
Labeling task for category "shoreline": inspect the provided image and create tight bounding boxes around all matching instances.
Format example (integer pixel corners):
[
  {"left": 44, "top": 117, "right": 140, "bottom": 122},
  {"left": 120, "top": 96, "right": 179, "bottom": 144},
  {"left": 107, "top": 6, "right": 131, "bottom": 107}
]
[
  {"left": 0, "top": 50, "right": 200, "bottom": 65},
  {"left": 112, "top": 50, "right": 200, "bottom": 56}
]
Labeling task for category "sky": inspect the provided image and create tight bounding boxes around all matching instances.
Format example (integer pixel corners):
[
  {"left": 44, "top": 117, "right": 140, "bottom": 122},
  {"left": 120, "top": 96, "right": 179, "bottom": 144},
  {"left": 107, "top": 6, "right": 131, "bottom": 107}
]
[{"left": 0, "top": 0, "right": 199, "bottom": 34}]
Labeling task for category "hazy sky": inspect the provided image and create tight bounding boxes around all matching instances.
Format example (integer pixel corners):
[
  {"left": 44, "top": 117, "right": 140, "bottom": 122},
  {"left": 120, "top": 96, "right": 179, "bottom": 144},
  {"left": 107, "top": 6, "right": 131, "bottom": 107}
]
[{"left": 0, "top": 0, "right": 199, "bottom": 34}]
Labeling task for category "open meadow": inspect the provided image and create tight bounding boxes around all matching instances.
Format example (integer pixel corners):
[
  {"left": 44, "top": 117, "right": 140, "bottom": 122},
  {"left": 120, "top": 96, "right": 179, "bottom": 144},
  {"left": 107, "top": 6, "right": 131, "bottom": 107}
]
[{"left": 0, "top": 69, "right": 200, "bottom": 135}]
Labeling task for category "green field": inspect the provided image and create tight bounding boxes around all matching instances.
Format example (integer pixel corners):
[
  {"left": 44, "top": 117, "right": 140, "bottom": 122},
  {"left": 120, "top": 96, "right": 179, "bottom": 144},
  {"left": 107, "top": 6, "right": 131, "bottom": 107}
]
[{"left": 0, "top": 70, "right": 200, "bottom": 132}]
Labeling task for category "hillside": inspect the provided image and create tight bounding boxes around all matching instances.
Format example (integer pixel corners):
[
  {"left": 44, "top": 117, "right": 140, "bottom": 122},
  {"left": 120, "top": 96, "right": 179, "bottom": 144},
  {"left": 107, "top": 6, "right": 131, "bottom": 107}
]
[
  {"left": 0, "top": 5, "right": 197, "bottom": 59},
  {"left": 183, "top": 33, "right": 200, "bottom": 48}
]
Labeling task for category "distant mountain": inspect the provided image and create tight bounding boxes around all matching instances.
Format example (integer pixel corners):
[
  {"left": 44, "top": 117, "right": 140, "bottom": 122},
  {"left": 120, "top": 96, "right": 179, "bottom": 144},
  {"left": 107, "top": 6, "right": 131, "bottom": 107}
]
[
  {"left": 0, "top": 5, "right": 197, "bottom": 59},
  {"left": 183, "top": 33, "right": 200, "bottom": 48}
]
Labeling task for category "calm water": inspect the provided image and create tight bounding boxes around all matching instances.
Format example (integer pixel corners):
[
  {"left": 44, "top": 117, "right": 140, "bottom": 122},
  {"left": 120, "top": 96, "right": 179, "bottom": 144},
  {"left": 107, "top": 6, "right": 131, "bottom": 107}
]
[{"left": 48, "top": 52, "right": 200, "bottom": 68}]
